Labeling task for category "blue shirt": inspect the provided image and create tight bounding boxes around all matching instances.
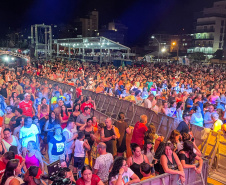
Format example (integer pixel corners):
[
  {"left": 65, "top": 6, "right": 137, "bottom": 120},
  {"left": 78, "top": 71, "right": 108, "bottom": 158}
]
[
  {"left": 49, "top": 136, "right": 66, "bottom": 155},
  {"left": 185, "top": 98, "right": 193, "bottom": 112}
]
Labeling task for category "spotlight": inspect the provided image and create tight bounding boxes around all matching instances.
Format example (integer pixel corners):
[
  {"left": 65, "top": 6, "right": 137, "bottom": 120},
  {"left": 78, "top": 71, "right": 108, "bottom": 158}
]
[{"left": 4, "top": 56, "right": 9, "bottom": 61}]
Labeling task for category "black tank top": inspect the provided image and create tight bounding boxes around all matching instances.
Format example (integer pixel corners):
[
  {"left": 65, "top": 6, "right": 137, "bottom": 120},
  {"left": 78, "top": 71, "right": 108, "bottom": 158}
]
[
  {"left": 104, "top": 126, "right": 115, "bottom": 155},
  {"left": 159, "top": 154, "right": 178, "bottom": 174},
  {"left": 84, "top": 128, "right": 94, "bottom": 147},
  {"left": 130, "top": 155, "right": 145, "bottom": 179}
]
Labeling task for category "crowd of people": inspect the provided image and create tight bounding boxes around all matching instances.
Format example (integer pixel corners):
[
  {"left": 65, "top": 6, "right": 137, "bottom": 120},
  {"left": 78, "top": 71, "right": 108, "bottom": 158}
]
[{"left": 0, "top": 59, "right": 225, "bottom": 185}]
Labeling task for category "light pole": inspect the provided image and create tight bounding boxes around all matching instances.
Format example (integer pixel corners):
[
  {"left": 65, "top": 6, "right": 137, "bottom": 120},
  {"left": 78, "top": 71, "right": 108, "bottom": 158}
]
[
  {"left": 161, "top": 47, "right": 166, "bottom": 62},
  {"left": 172, "top": 41, "right": 179, "bottom": 62},
  {"left": 151, "top": 36, "right": 160, "bottom": 62}
]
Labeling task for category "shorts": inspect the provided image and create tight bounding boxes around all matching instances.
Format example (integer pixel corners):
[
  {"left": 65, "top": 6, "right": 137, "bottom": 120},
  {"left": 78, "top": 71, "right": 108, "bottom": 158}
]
[
  {"left": 50, "top": 154, "right": 65, "bottom": 164},
  {"left": 74, "top": 157, "right": 85, "bottom": 170}
]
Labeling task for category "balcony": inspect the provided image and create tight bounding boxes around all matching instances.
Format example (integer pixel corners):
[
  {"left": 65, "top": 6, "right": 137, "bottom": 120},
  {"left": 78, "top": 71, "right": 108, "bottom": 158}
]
[
  {"left": 194, "top": 43, "right": 213, "bottom": 47},
  {"left": 196, "top": 21, "right": 215, "bottom": 26},
  {"left": 194, "top": 28, "right": 215, "bottom": 33},
  {"left": 193, "top": 36, "right": 214, "bottom": 40}
]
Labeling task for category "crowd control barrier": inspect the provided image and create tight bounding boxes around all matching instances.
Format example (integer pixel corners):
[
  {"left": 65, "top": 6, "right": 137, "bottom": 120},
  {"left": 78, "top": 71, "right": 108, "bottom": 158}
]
[
  {"left": 24, "top": 74, "right": 208, "bottom": 143},
  {"left": 133, "top": 159, "right": 208, "bottom": 185},
  {"left": 23, "top": 74, "right": 212, "bottom": 184}
]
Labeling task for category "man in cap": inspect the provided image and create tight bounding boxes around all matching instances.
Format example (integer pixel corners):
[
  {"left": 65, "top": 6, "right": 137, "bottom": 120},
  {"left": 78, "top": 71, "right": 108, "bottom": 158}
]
[{"left": 176, "top": 112, "right": 192, "bottom": 135}]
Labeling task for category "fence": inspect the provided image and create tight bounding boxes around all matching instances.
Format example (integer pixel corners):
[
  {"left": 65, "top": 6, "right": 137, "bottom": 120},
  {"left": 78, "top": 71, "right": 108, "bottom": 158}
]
[
  {"left": 133, "top": 159, "right": 208, "bottom": 185},
  {"left": 23, "top": 74, "right": 213, "bottom": 184},
  {"left": 24, "top": 74, "right": 207, "bottom": 144}
]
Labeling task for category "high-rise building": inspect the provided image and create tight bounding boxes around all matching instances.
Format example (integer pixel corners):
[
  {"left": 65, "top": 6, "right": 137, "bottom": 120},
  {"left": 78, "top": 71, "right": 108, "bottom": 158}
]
[
  {"left": 147, "top": 34, "right": 193, "bottom": 54},
  {"left": 74, "top": 10, "right": 99, "bottom": 37},
  {"left": 188, "top": 0, "right": 226, "bottom": 56},
  {"left": 97, "top": 21, "right": 128, "bottom": 44}
]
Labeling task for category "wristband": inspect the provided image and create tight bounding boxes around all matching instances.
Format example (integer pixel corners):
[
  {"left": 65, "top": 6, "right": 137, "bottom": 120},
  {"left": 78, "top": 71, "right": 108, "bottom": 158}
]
[{"left": 118, "top": 174, "right": 122, "bottom": 176}]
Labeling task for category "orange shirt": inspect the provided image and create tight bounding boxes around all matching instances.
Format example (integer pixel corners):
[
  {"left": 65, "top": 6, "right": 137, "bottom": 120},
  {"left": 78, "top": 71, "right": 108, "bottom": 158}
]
[
  {"left": 96, "top": 86, "right": 104, "bottom": 93},
  {"left": 118, "top": 80, "right": 123, "bottom": 86}
]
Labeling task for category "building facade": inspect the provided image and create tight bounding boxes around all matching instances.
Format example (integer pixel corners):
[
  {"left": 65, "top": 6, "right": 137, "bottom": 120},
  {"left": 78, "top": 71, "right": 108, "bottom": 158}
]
[
  {"left": 97, "top": 21, "right": 128, "bottom": 45},
  {"left": 188, "top": 0, "right": 226, "bottom": 56}
]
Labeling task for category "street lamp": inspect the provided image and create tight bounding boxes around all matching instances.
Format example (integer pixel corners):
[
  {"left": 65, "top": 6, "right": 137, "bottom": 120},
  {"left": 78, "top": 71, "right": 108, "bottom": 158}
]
[
  {"left": 172, "top": 41, "right": 179, "bottom": 62},
  {"left": 161, "top": 47, "right": 166, "bottom": 53},
  {"left": 161, "top": 47, "right": 166, "bottom": 62},
  {"left": 151, "top": 36, "right": 160, "bottom": 62}
]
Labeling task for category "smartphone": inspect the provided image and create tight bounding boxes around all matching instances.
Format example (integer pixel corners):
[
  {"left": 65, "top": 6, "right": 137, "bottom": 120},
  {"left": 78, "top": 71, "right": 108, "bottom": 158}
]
[
  {"left": 191, "top": 137, "right": 194, "bottom": 142},
  {"left": 152, "top": 159, "right": 156, "bottom": 164}
]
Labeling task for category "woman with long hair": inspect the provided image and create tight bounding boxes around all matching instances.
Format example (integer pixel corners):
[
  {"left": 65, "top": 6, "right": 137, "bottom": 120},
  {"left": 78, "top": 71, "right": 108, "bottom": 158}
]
[
  {"left": 44, "top": 111, "right": 60, "bottom": 143},
  {"left": 109, "top": 157, "right": 140, "bottom": 185},
  {"left": 37, "top": 97, "right": 49, "bottom": 120},
  {"left": 159, "top": 143, "right": 185, "bottom": 183},
  {"left": 143, "top": 139, "right": 155, "bottom": 176},
  {"left": 64, "top": 94, "right": 73, "bottom": 112},
  {"left": 178, "top": 140, "right": 203, "bottom": 174},
  {"left": 168, "top": 130, "right": 181, "bottom": 152},
  {"left": 80, "top": 118, "right": 94, "bottom": 166},
  {"left": 190, "top": 106, "right": 203, "bottom": 127},
  {"left": 127, "top": 143, "right": 149, "bottom": 179},
  {"left": 9, "top": 92, "right": 18, "bottom": 107},
  {"left": 3, "top": 106, "right": 15, "bottom": 129},
  {"left": 77, "top": 165, "right": 104, "bottom": 185},
  {"left": 0, "top": 159, "right": 24, "bottom": 185},
  {"left": 91, "top": 122, "right": 105, "bottom": 166},
  {"left": 59, "top": 105, "right": 70, "bottom": 129},
  {"left": 70, "top": 103, "right": 80, "bottom": 122},
  {"left": 2, "top": 128, "right": 20, "bottom": 153},
  {"left": 24, "top": 141, "right": 44, "bottom": 173}
]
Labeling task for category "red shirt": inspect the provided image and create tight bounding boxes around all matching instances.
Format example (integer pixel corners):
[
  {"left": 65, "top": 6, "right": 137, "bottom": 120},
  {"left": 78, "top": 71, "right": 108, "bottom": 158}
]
[
  {"left": 19, "top": 100, "right": 33, "bottom": 117},
  {"left": 131, "top": 122, "right": 148, "bottom": 149},
  {"left": 76, "top": 174, "right": 100, "bottom": 185},
  {"left": 80, "top": 102, "right": 94, "bottom": 112},
  {"left": 0, "top": 160, "right": 6, "bottom": 179},
  {"left": 15, "top": 155, "right": 23, "bottom": 164},
  {"left": 76, "top": 88, "right": 82, "bottom": 98}
]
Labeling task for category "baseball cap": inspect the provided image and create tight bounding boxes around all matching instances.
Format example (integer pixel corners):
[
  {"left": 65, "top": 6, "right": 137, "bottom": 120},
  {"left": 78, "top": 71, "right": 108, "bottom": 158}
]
[
  {"left": 146, "top": 139, "right": 154, "bottom": 145},
  {"left": 183, "top": 112, "right": 192, "bottom": 118}
]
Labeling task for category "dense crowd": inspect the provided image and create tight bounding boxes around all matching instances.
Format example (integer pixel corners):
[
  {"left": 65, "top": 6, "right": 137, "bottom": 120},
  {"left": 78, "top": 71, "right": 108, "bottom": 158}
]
[{"left": 0, "top": 59, "right": 225, "bottom": 185}]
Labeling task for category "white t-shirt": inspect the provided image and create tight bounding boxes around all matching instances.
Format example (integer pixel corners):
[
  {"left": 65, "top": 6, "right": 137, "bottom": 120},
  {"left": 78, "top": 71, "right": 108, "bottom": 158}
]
[
  {"left": 144, "top": 99, "right": 152, "bottom": 109},
  {"left": 19, "top": 124, "right": 39, "bottom": 148},
  {"left": 109, "top": 168, "right": 134, "bottom": 185},
  {"left": 94, "top": 153, "right": 114, "bottom": 182}
]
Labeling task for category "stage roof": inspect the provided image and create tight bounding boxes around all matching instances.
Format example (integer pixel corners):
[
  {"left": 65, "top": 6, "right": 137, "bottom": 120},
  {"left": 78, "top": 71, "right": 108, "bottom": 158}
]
[{"left": 54, "top": 36, "right": 130, "bottom": 51}]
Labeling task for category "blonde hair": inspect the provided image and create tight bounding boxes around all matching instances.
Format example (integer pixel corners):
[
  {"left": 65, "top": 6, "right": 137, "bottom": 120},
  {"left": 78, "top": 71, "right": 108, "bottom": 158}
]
[{"left": 140, "top": 115, "right": 147, "bottom": 123}]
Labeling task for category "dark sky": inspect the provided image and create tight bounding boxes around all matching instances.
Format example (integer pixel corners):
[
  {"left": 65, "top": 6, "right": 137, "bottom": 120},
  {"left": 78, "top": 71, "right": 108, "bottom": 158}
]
[{"left": 0, "top": 0, "right": 219, "bottom": 46}]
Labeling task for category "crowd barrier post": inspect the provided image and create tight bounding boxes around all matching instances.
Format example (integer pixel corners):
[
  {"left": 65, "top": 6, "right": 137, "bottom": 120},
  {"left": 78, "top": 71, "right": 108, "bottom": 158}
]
[
  {"left": 215, "top": 131, "right": 226, "bottom": 174},
  {"left": 132, "top": 158, "right": 208, "bottom": 185}
]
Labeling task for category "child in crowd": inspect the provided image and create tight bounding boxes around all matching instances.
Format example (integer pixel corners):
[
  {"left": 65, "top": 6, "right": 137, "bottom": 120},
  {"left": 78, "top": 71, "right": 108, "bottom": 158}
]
[{"left": 73, "top": 131, "right": 90, "bottom": 174}]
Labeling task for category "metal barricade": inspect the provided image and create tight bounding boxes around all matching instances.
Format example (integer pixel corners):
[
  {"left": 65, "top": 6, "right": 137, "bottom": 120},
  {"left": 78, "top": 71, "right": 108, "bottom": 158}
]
[{"left": 133, "top": 159, "right": 208, "bottom": 185}]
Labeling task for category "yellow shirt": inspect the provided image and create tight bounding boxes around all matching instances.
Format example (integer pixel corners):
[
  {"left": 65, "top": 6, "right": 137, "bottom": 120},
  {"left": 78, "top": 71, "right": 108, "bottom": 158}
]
[
  {"left": 213, "top": 119, "right": 223, "bottom": 132},
  {"left": 124, "top": 95, "right": 135, "bottom": 101},
  {"left": 141, "top": 175, "right": 153, "bottom": 181}
]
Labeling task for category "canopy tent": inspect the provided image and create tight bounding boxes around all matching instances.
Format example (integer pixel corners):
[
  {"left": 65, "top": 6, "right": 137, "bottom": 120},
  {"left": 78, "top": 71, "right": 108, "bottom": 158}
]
[{"left": 54, "top": 36, "right": 130, "bottom": 50}]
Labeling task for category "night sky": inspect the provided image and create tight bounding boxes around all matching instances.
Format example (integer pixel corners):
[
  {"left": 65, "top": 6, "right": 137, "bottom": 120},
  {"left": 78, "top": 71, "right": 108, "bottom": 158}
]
[{"left": 0, "top": 0, "right": 219, "bottom": 46}]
